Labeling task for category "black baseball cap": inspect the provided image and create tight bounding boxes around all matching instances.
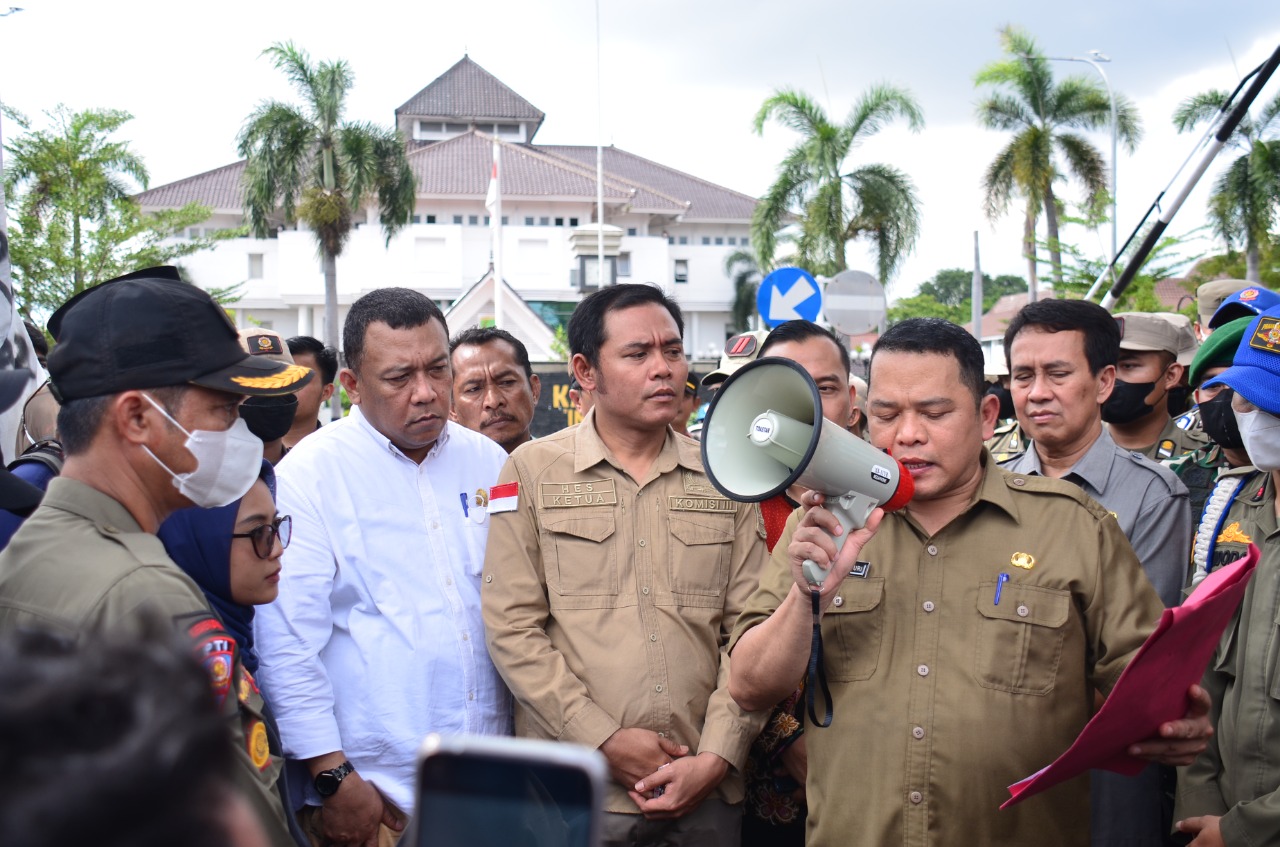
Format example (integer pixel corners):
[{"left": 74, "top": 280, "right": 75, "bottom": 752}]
[{"left": 46, "top": 268, "right": 311, "bottom": 402}]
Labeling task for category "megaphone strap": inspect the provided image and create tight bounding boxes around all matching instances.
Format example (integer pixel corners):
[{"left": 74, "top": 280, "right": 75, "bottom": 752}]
[{"left": 806, "top": 589, "right": 834, "bottom": 729}]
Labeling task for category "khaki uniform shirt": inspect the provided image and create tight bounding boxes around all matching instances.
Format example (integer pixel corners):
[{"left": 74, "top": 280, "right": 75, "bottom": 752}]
[
  {"left": 985, "top": 419, "right": 1027, "bottom": 463},
  {"left": 481, "top": 411, "right": 770, "bottom": 813},
  {"left": 1176, "top": 472, "right": 1280, "bottom": 845},
  {"left": 730, "top": 457, "right": 1163, "bottom": 847},
  {"left": 0, "top": 478, "right": 293, "bottom": 847}
]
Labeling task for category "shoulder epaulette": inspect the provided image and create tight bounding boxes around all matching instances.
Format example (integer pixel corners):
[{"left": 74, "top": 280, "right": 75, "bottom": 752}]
[{"left": 1001, "top": 472, "right": 1114, "bottom": 522}]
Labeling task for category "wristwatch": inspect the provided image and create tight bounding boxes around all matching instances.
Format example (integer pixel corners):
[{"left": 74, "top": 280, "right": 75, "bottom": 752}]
[{"left": 314, "top": 760, "right": 355, "bottom": 798}]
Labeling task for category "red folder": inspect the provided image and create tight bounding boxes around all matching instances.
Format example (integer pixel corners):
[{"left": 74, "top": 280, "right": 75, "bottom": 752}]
[{"left": 1002, "top": 545, "right": 1260, "bottom": 808}]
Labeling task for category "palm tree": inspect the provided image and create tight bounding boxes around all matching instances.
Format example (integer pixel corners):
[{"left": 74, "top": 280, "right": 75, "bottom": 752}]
[
  {"left": 751, "top": 85, "right": 923, "bottom": 282},
  {"left": 4, "top": 105, "right": 148, "bottom": 298},
  {"left": 975, "top": 25, "right": 1141, "bottom": 297},
  {"left": 1173, "top": 90, "right": 1280, "bottom": 282},
  {"left": 238, "top": 42, "right": 416, "bottom": 361},
  {"left": 723, "top": 248, "right": 762, "bottom": 332}
]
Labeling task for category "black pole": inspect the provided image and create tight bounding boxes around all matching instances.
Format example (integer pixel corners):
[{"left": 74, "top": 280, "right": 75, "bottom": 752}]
[{"left": 1100, "top": 43, "right": 1280, "bottom": 310}]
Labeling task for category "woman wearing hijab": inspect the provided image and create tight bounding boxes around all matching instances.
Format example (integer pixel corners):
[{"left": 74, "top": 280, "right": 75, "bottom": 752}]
[{"left": 159, "top": 461, "right": 307, "bottom": 847}]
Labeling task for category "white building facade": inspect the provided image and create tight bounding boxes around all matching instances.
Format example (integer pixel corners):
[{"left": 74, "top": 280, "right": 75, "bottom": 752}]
[{"left": 136, "top": 56, "right": 757, "bottom": 361}]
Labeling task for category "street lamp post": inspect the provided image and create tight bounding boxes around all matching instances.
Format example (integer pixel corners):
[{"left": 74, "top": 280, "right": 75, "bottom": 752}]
[{"left": 1046, "top": 51, "right": 1117, "bottom": 291}]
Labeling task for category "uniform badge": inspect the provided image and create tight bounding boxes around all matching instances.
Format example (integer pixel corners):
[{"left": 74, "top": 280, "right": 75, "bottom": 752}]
[
  {"left": 248, "top": 720, "right": 271, "bottom": 770},
  {"left": 1249, "top": 317, "right": 1280, "bottom": 353},
  {"left": 849, "top": 561, "right": 871, "bottom": 578},
  {"left": 186, "top": 616, "right": 237, "bottom": 709},
  {"left": 1156, "top": 439, "right": 1175, "bottom": 459},
  {"left": 1010, "top": 552, "right": 1035, "bottom": 570},
  {"left": 1216, "top": 521, "right": 1252, "bottom": 544},
  {"left": 489, "top": 481, "right": 519, "bottom": 513}
]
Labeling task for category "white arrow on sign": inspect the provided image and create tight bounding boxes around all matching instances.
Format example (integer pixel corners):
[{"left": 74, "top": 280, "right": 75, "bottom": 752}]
[{"left": 768, "top": 277, "right": 816, "bottom": 322}]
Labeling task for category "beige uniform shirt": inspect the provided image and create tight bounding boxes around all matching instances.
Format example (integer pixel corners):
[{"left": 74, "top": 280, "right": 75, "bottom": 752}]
[
  {"left": 730, "top": 457, "right": 1163, "bottom": 847},
  {"left": 0, "top": 477, "right": 293, "bottom": 847},
  {"left": 482, "top": 411, "right": 769, "bottom": 813}
]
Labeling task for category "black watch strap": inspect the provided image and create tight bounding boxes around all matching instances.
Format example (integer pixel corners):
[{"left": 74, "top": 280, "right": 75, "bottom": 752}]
[{"left": 314, "top": 760, "right": 354, "bottom": 797}]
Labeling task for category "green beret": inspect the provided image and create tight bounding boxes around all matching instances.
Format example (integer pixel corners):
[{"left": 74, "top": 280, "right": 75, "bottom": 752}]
[{"left": 1189, "top": 315, "right": 1254, "bottom": 386}]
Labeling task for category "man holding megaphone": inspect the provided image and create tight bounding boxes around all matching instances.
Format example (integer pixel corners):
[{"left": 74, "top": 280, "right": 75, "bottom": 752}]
[{"left": 725, "top": 318, "right": 1212, "bottom": 847}]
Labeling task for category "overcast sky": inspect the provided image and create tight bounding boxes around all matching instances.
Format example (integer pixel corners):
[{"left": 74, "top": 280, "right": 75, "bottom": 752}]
[{"left": 2, "top": 0, "right": 1278, "bottom": 301}]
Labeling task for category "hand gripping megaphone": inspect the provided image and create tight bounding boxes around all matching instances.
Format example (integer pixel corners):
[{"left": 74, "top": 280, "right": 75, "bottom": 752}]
[{"left": 699, "top": 357, "right": 913, "bottom": 585}]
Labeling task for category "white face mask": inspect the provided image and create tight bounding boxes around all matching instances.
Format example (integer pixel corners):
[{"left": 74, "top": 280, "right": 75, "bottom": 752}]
[
  {"left": 142, "top": 393, "right": 264, "bottom": 508},
  {"left": 1234, "top": 405, "right": 1280, "bottom": 473}
]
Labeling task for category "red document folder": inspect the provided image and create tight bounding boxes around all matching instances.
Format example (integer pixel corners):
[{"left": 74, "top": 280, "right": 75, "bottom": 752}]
[{"left": 1002, "top": 545, "right": 1260, "bottom": 808}]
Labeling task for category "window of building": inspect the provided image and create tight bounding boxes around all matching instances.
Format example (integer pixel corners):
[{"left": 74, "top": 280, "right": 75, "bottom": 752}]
[
  {"left": 701, "top": 237, "right": 711, "bottom": 246},
  {"left": 668, "top": 236, "right": 675, "bottom": 245},
  {"left": 497, "top": 124, "right": 520, "bottom": 136},
  {"left": 411, "top": 215, "right": 421, "bottom": 224},
  {"left": 555, "top": 217, "right": 564, "bottom": 226},
  {"left": 674, "top": 259, "right": 689, "bottom": 284},
  {"left": 617, "top": 252, "right": 632, "bottom": 277},
  {"left": 679, "top": 236, "right": 688, "bottom": 245},
  {"left": 426, "top": 214, "right": 437, "bottom": 224},
  {"left": 468, "top": 215, "right": 479, "bottom": 226},
  {"left": 502, "top": 216, "right": 509, "bottom": 225},
  {"left": 569, "top": 217, "right": 579, "bottom": 227},
  {"left": 525, "top": 216, "right": 535, "bottom": 226},
  {"left": 483, "top": 216, "right": 490, "bottom": 225},
  {"left": 445, "top": 122, "right": 468, "bottom": 133},
  {"left": 247, "top": 254, "right": 264, "bottom": 280},
  {"left": 539, "top": 217, "right": 550, "bottom": 226},
  {"left": 727, "top": 236, "right": 737, "bottom": 246},
  {"left": 715, "top": 237, "right": 724, "bottom": 246},
  {"left": 627, "top": 227, "right": 637, "bottom": 236},
  {"left": 453, "top": 215, "right": 463, "bottom": 225}
]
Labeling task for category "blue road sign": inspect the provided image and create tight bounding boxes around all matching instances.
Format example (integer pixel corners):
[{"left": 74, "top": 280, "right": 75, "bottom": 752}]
[{"left": 757, "top": 267, "right": 822, "bottom": 328}]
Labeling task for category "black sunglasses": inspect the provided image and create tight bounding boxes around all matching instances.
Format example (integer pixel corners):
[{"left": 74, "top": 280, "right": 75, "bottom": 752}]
[{"left": 232, "top": 515, "right": 292, "bottom": 559}]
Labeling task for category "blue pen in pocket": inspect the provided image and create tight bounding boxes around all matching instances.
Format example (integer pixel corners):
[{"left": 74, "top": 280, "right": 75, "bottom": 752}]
[
  {"left": 459, "top": 492, "right": 470, "bottom": 518},
  {"left": 994, "top": 573, "right": 1010, "bottom": 605}
]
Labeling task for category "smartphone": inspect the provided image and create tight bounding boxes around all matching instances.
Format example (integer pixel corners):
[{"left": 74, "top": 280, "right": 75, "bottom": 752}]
[{"left": 409, "top": 734, "right": 607, "bottom": 847}]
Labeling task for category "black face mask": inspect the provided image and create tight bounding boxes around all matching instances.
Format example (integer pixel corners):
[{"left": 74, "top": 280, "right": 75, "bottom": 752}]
[
  {"left": 1101, "top": 380, "right": 1159, "bottom": 425},
  {"left": 984, "top": 382, "right": 1015, "bottom": 420},
  {"left": 239, "top": 394, "right": 298, "bottom": 443},
  {"left": 1199, "top": 388, "right": 1245, "bottom": 450},
  {"left": 1167, "top": 385, "right": 1191, "bottom": 416}
]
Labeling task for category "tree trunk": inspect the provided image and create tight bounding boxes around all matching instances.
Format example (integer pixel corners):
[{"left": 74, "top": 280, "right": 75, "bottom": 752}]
[
  {"left": 323, "top": 248, "right": 341, "bottom": 422},
  {"left": 1043, "top": 189, "right": 1063, "bottom": 289},
  {"left": 1247, "top": 240, "right": 1262, "bottom": 283},
  {"left": 73, "top": 215, "right": 83, "bottom": 295},
  {"left": 1024, "top": 203, "right": 1039, "bottom": 303}
]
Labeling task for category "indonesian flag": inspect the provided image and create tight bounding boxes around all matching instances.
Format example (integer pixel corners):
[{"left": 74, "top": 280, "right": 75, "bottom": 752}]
[
  {"left": 485, "top": 141, "right": 500, "bottom": 215},
  {"left": 488, "top": 481, "right": 518, "bottom": 513}
]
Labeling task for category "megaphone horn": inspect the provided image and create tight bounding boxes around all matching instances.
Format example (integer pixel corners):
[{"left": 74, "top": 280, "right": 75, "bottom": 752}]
[{"left": 699, "top": 357, "right": 913, "bottom": 585}]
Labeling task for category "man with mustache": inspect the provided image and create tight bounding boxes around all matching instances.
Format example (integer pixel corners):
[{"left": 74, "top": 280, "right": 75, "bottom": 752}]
[
  {"left": 482, "top": 283, "right": 769, "bottom": 846},
  {"left": 450, "top": 327, "right": 541, "bottom": 453}
]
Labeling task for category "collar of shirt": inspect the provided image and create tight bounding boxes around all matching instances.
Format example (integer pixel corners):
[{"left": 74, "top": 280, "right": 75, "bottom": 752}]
[
  {"left": 40, "top": 476, "right": 148, "bottom": 535},
  {"left": 1006, "top": 426, "right": 1117, "bottom": 494},
  {"left": 571, "top": 407, "right": 700, "bottom": 477},
  {"left": 349, "top": 405, "right": 451, "bottom": 464},
  {"left": 899, "top": 453, "right": 1021, "bottom": 537}
]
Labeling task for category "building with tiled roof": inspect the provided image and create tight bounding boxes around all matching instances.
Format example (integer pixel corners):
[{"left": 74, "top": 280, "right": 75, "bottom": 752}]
[{"left": 135, "top": 55, "right": 756, "bottom": 361}]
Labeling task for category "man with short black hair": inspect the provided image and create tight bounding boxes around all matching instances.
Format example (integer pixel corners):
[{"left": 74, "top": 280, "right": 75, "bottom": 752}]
[
  {"left": 449, "top": 326, "right": 541, "bottom": 453},
  {"left": 284, "top": 336, "right": 338, "bottom": 448},
  {"left": 483, "top": 283, "right": 769, "bottom": 846},
  {"left": 256, "top": 288, "right": 511, "bottom": 847},
  {"left": 730, "top": 317, "right": 1210, "bottom": 847},
  {"left": 0, "top": 269, "right": 310, "bottom": 847}
]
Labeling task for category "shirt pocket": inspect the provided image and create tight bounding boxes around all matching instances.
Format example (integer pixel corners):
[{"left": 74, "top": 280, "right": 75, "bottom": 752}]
[
  {"left": 542, "top": 509, "right": 618, "bottom": 600},
  {"left": 823, "top": 577, "right": 886, "bottom": 682},
  {"left": 974, "top": 582, "right": 1071, "bottom": 696},
  {"left": 668, "top": 512, "right": 734, "bottom": 599}
]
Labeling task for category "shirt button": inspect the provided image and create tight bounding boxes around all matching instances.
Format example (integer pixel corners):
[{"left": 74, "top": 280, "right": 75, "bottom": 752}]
[
  {"left": 655, "top": 684, "right": 663, "bottom": 693},
  {"left": 912, "top": 726, "right": 925, "bottom": 739},
  {"left": 649, "top": 634, "right": 658, "bottom": 642},
  {"left": 461, "top": 632, "right": 469, "bottom": 641},
  {"left": 922, "top": 601, "right": 935, "bottom": 613},
  {"left": 926, "top": 545, "right": 938, "bottom": 556},
  {"left": 642, "top": 587, "right": 650, "bottom": 595},
  {"left": 832, "top": 596, "right": 844, "bottom": 607},
  {"left": 485, "top": 575, "right": 493, "bottom": 583},
  {"left": 445, "top": 577, "right": 453, "bottom": 586},
  {"left": 103, "top": 525, "right": 118, "bottom": 534},
  {"left": 638, "top": 539, "right": 646, "bottom": 547},
  {"left": 658, "top": 732, "right": 666, "bottom": 738},
  {"left": 1012, "top": 477, "right": 1026, "bottom": 486},
  {"left": 909, "top": 791, "right": 923, "bottom": 804},
  {"left": 917, "top": 664, "right": 929, "bottom": 677},
  {"left": 1017, "top": 604, "right": 1029, "bottom": 618},
  {"left": 467, "top": 692, "right": 475, "bottom": 701},
  {"left": 432, "top": 521, "right": 439, "bottom": 530}
]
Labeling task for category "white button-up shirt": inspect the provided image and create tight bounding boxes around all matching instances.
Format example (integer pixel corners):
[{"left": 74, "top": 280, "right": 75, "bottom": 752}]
[{"left": 255, "top": 408, "right": 512, "bottom": 814}]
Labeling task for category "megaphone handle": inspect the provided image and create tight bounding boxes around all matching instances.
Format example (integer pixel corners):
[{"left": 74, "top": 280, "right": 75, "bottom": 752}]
[{"left": 801, "top": 492, "right": 877, "bottom": 586}]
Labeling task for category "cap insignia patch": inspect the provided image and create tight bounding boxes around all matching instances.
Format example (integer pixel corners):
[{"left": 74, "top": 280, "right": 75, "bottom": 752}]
[
  {"left": 1248, "top": 317, "right": 1280, "bottom": 354},
  {"left": 1241, "top": 288, "right": 1260, "bottom": 302},
  {"left": 724, "top": 334, "right": 758, "bottom": 358}
]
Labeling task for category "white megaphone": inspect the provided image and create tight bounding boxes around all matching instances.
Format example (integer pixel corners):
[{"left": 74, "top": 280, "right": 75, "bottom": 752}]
[{"left": 700, "top": 357, "right": 914, "bottom": 585}]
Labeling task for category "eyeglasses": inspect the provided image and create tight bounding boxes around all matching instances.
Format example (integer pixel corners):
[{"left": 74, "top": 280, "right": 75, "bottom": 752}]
[{"left": 232, "top": 515, "right": 292, "bottom": 559}]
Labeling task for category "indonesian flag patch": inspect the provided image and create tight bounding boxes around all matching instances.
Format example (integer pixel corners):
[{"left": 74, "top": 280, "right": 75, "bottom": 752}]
[{"left": 489, "top": 482, "right": 519, "bottom": 513}]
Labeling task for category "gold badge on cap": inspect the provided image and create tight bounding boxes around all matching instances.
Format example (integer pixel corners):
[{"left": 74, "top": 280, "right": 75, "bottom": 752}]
[
  {"left": 1249, "top": 317, "right": 1280, "bottom": 354},
  {"left": 1010, "top": 552, "right": 1035, "bottom": 570}
]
